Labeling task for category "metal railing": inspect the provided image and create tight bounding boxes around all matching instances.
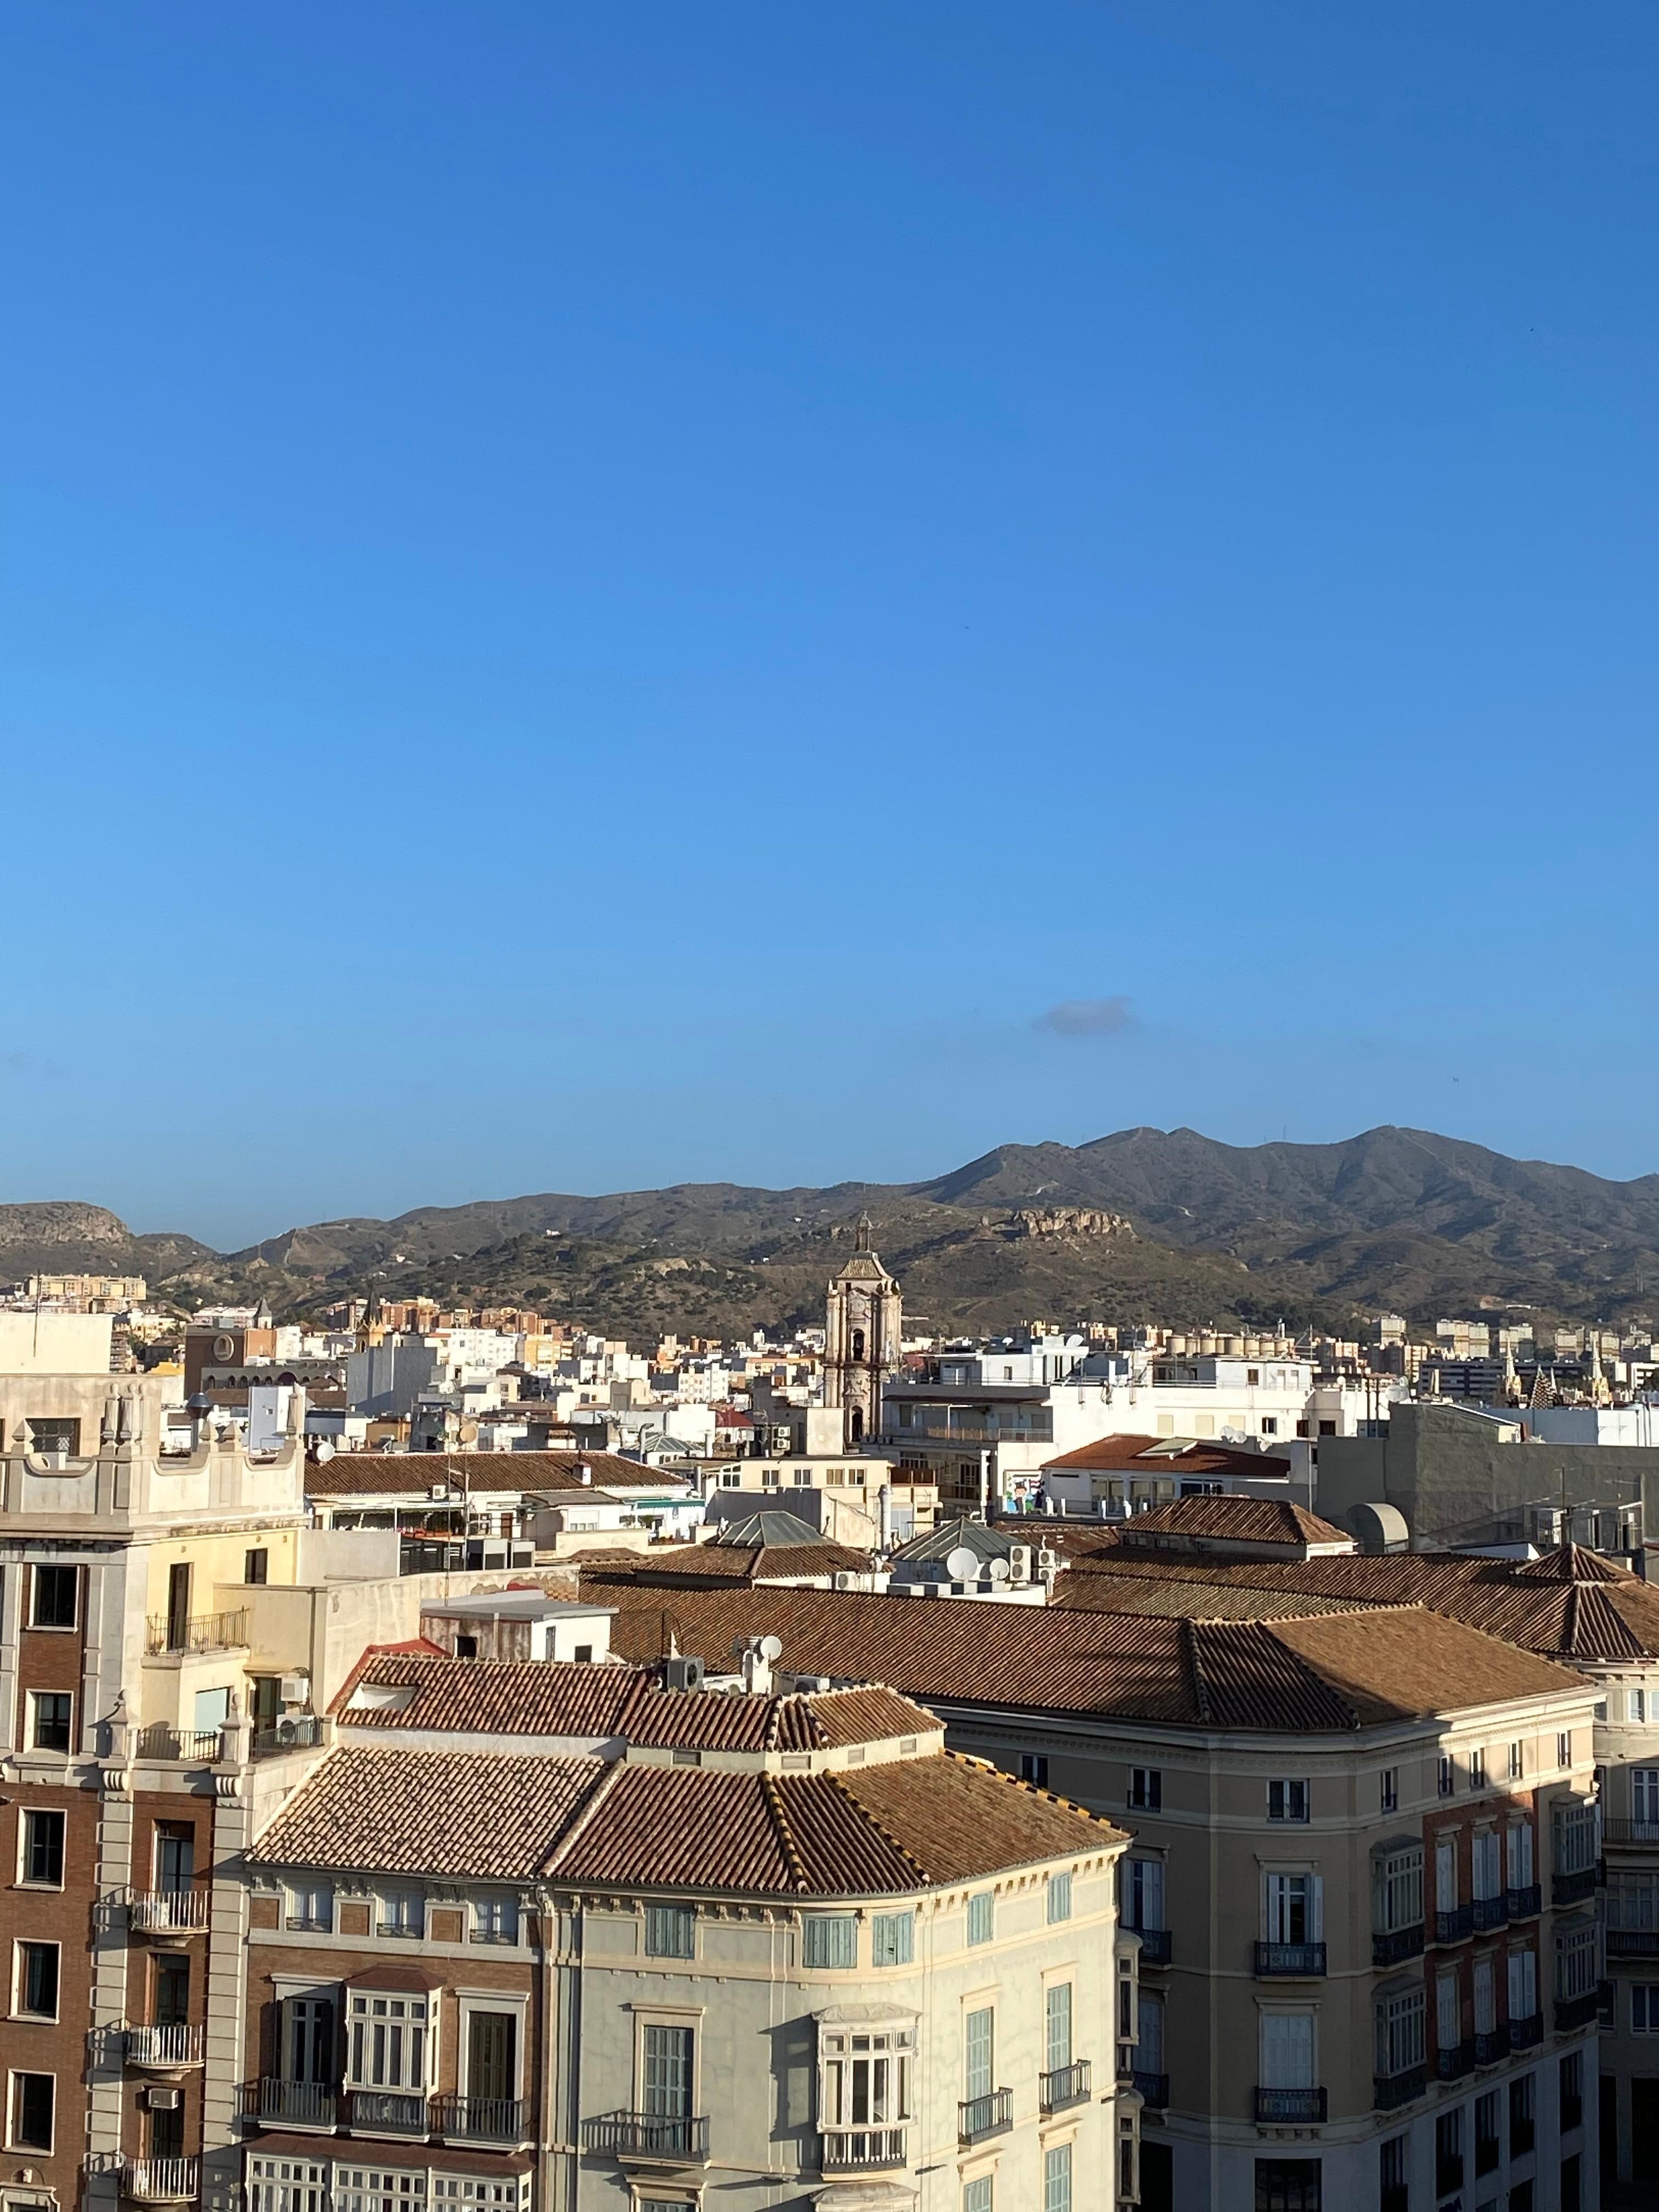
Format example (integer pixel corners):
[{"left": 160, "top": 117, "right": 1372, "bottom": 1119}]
[
  {"left": 434, "top": 2096, "right": 527, "bottom": 2143},
  {"left": 1509, "top": 2011, "right": 1544, "bottom": 2050},
  {"left": 1473, "top": 2029, "right": 1507, "bottom": 2064},
  {"left": 145, "top": 1610, "right": 249, "bottom": 1656},
  {"left": 1607, "top": 1926, "right": 1659, "bottom": 1958},
  {"left": 118, "top": 2159, "right": 200, "bottom": 2203},
  {"left": 1373, "top": 2066, "right": 1426, "bottom": 2111},
  {"left": 821, "top": 2129, "right": 908, "bottom": 2170},
  {"left": 134, "top": 1725, "right": 223, "bottom": 1763},
  {"left": 347, "top": 2090, "right": 430, "bottom": 2135},
  {"left": 1132, "top": 1927, "right": 1172, "bottom": 1965},
  {"left": 1254, "top": 1942, "right": 1326, "bottom": 1977},
  {"left": 1506, "top": 1884, "right": 1541, "bottom": 1921},
  {"left": 1553, "top": 1866, "right": 1599, "bottom": 1906},
  {"left": 1471, "top": 1893, "right": 1508, "bottom": 1932},
  {"left": 580, "top": 2113, "right": 710, "bottom": 2160},
  {"left": 957, "top": 2089, "right": 1013, "bottom": 2143},
  {"left": 128, "top": 1889, "right": 210, "bottom": 1934},
  {"left": 1436, "top": 2040, "right": 1475, "bottom": 2080},
  {"left": 1604, "top": 1818, "right": 1659, "bottom": 1847},
  {"left": 126, "top": 2024, "right": 205, "bottom": 2068},
  {"left": 1434, "top": 1904, "right": 1472, "bottom": 1944},
  {"left": 240, "top": 2080, "right": 339, "bottom": 2127},
  {"left": 1255, "top": 2087, "right": 1326, "bottom": 2123},
  {"left": 1132, "top": 2070, "right": 1169, "bottom": 2110},
  {"left": 253, "top": 1716, "right": 324, "bottom": 1757},
  {"left": 376, "top": 1920, "right": 425, "bottom": 1940},
  {"left": 1040, "top": 2061, "right": 1091, "bottom": 2112},
  {"left": 1554, "top": 1990, "right": 1600, "bottom": 2032},
  {"left": 1372, "top": 1924, "right": 1425, "bottom": 1967}
]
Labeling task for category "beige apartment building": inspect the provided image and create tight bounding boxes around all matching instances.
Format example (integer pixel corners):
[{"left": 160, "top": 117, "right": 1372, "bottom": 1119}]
[
  {"left": 588, "top": 1571, "right": 1605, "bottom": 2211},
  {"left": 234, "top": 1655, "right": 1139, "bottom": 2212}
]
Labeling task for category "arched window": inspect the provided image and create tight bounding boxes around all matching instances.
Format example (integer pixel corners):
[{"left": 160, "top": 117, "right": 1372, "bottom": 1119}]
[
  {"left": 850, "top": 1329, "right": 866, "bottom": 1362},
  {"left": 849, "top": 1406, "right": 864, "bottom": 1443}
]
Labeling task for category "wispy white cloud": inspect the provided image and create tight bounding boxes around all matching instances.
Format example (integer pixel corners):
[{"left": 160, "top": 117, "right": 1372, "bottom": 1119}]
[{"left": 1034, "top": 996, "right": 1136, "bottom": 1039}]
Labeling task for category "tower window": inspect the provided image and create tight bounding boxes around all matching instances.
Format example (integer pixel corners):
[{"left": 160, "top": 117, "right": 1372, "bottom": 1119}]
[
  {"left": 850, "top": 1408, "right": 864, "bottom": 1443},
  {"left": 851, "top": 1329, "right": 866, "bottom": 1362}
]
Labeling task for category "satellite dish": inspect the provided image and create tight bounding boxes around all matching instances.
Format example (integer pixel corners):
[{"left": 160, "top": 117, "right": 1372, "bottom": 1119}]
[
  {"left": 759, "top": 1634, "right": 784, "bottom": 1662},
  {"left": 945, "top": 1545, "right": 980, "bottom": 1582},
  {"left": 987, "top": 1558, "right": 1011, "bottom": 1583}
]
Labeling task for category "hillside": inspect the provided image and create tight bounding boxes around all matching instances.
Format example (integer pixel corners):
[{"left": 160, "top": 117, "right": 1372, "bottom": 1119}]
[{"left": 9, "top": 1125, "right": 1658, "bottom": 1338}]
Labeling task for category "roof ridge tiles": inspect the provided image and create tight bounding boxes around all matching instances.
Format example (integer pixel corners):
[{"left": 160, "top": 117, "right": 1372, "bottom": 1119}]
[
  {"left": 1180, "top": 1618, "right": 1212, "bottom": 1725},
  {"left": 538, "top": 1758, "right": 627, "bottom": 1879},
  {"left": 760, "top": 1770, "right": 814, "bottom": 1893}
]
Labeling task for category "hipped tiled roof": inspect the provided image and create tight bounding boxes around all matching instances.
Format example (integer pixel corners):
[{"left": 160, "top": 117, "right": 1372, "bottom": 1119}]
[{"left": 307, "top": 1449, "right": 690, "bottom": 1497}]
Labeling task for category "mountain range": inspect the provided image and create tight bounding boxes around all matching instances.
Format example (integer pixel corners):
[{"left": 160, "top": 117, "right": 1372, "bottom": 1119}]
[{"left": 4, "top": 1125, "right": 1658, "bottom": 1340}]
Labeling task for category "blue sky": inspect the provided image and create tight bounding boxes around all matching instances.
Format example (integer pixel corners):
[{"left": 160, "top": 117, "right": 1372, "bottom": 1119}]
[{"left": 6, "top": 3, "right": 1659, "bottom": 1246}]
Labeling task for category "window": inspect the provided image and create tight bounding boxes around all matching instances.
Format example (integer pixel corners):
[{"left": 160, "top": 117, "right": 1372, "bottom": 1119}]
[
  {"left": 153, "top": 1953, "right": 190, "bottom": 2029},
  {"left": 473, "top": 1896, "right": 517, "bottom": 1945},
  {"left": 1125, "top": 1857, "right": 1164, "bottom": 1933},
  {"left": 1268, "top": 1779, "right": 1310, "bottom": 1824},
  {"left": 1560, "top": 2047, "right": 1584, "bottom": 2132},
  {"left": 1438, "top": 1752, "right": 1455, "bottom": 1798},
  {"left": 1558, "top": 1731, "right": 1572, "bottom": 1768},
  {"left": 1508, "top": 1949, "right": 1537, "bottom": 2024},
  {"left": 1632, "top": 1690, "right": 1648, "bottom": 1724},
  {"left": 245, "top": 1548, "right": 269, "bottom": 1585},
  {"left": 1507, "top": 1821, "right": 1534, "bottom": 1891},
  {"left": 967, "top": 1891, "right": 994, "bottom": 1946},
  {"left": 1045, "top": 1982, "right": 1072, "bottom": 2073},
  {"left": 802, "top": 1914, "right": 857, "bottom": 1969},
  {"left": 1472, "top": 1829, "right": 1502, "bottom": 1904},
  {"left": 642, "top": 2024, "right": 693, "bottom": 2119},
  {"left": 15, "top": 1942, "right": 59, "bottom": 2019},
  {"left": 1259, "top": 2012, "right": 1314, "bottom": 2090},
  {"left": 20, "top": 1810, "right": 64, "bottom": 1886},
  {"left": 1137, "top": 1989, "right": 1164, "bottom": 2077},
  {"left": 30, "top": 1565, "right": 77, "bottom": 1629},
  {"left": 1019, "top": 1753, "right": 1049, "bottom": 1787},
  {"left": 1632, "top": 1984, "right": 1659, "bottom": 2032},
  {"left": 1260, "top": 1417, "right": 1277, "bottom": 1435},
  {"left": 1557, "top": 1922, "right": 1596, "bottom": 2002},
  {"left": 820, "top": 2024, "right": 911, "bottom": 2133},
  {"left": 1509, "top": 2071, "right": 1534, "bottom": 2158},
  {"left": 1380, "top": 1768, "right": 1398, "bottom": 1814},
  {"left": 28, "top": 1691, "right": 72, "bottom": 1754},
  {"left": 871, "top": 1911, "right": 913, "bottom": 1967},
  {"left": 964, "top": 2008, "right": 994, "bottom": 2101},
  {"left": 287, "top": 1996, "right": 336, "bottom": 2084},
  {"left": 645, "top": 1906, "right": 695, "bottom": 1960},
  {"left": 1474, "top": 1956, "right": 1496, "bottom": 2039},
  {"left": 1475, "top": 2087, "right": 1500, "bottom": 2173},
  {"left": 963, "top": 2181, "right": 992, "bottom": 2212},
  {"left": 9, "top": 2072, "right": 53, "bottom": 2151},
  {"left": 670, "top": 1748, "right": 701, "bottom": 1768},
  {"left": 287, "top": 1877, "right": 332, "bottom": 1932},
  {"left": 1379, "top": 2135, "right": 1407, "bottom": 2212},
  {"left": 1254, "top": 2157, "right": 1321, "bottom": 2211},
  {"left": 26, "top": 1417, "right": 80, "bottom": 1455},
  {"left": 1128, "top": 1768, "right": 1161, "bottom": 1810},
  {"left": 1043, "top": 2142, "right": 1072, "bottom": 2212},
  {"left": 1265, "top": 1872, "right": 1319, "bottom": 1944},
  {"left": 467, "top": 2011, "right": 517, "bottom": 2102},
  {"left": 1046, "top": 1872, "right": 1072, "bottom": 1924},
  {"left": 1375, "top": 1985, "right": 1425, "bottom": 2079},
  {"left": 348, "top": 1991, "right": 430, "bottom": 2090},
  {"left": 1508, "top": 1742, "right": 1523, "bottom": 1780},
  {"left": 1468, "top": 1747, "right": 1487, "bottom": 1789},
  {"left": 1375, "top": 1844, "right": 1424, "bottom": 1934},
  {"left": 1562, "top": 2151, "right": 1581, "bottom": 2212},
  {"left": 1509, "top": 2184, "right": 1534, "bottom": 2212},
  {"left": 1436, "top": 2108, "right": 1464, "bottom": 2197},
  {"left": 1436, "top": 1837, "right": 1458, "bottom": 1914},
  {"left": 1634, "top": 1768, "right": 1659, "bottom": 1827},
  {"left": 377, "top": 1893, "right": 423, "bottom": 1939}
]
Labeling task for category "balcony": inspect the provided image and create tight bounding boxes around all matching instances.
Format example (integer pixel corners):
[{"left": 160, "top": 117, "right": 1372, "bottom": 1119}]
[
  {"left": 1554, "top": 1990, "right": 1600, "bottom": 2032},
  {"left": 1132, "top": 1927, "right": 1172, "bottom": 1966},
  {"left": 1553, "top": 1867, "right": 1598, "bottom": 1907},
  {"left": 1373, "top": 2067, "right": 1427, "bottom": 2112},
  {"left": 1508, "top": 2011, "right": 1543, "bottom": 2050},
  {"left": 1255, "top": 1942, "right": 1326, "bottom": 1977},
  {"left": 117, "top": 2160, "right": 200, "bottom": 2204},
  {"left": 1506, "top": 1884, "right": 1541, "bottom": 1921},
  {"left": 240, "top": 2079, "right": 340, "bottom": 2128},
  {"left": 347, "top": 2089, "right": 430, "bottom": 2136},
  {"left": 434, "top": 2096, "right": 528, "bottom": 2145},
  {"left": 1603, "top": 1818, "right": 1659, "bottom": 1848},
  {"left": 128, "top": 1889, "right": 210, "bottom": 1935},
  {"left": 1607, "top": 1927, "right": 1659, "bottom": 1959},
  {"left": 1372, "top": 1924, "right": 1425, "bottom": 1967},
  {"left": 1132, "top": 2072, "right": 1169, "bottom": 2111},
  {"left": 145, "top": 1610, "right": 249, "bottom": 1656},
  {"left": 1473, "top": 2029, "right": 1508, "bottom": 2064},
  {"left": 958, "top": 2089, "right": 1013, "bottom": 2144},
  {"left": 126, "top": 2025, "right": 205, "bottom": 2071},
  {"left": 1470, "top": 1894, "right": 1508, "bottom": 1932},
  {"left": 821, "top": 2130, "right": 908, "bottom": 2171},
  {"left": 253, "top": 1716, "right": 324, "bottom": 1757},
  {"left": 1040, "top": 2061, "right": 1092, "bottom": 2113},
  {"left": 1434, "top": 1905, "right": 1472, "bottom": 1945},
  {"left": 1436, "top": 2040, "right": 1475, "bottom": 2081},
  {"left": 1254, "top": 2087, "right": 1326, "bottom": 2124},
  {"left": 134, "top": 1725, "right": 223, "bottom": 1764},
  {"left": 581, "top": 2113, "right": 710, "bottom": 2164}
]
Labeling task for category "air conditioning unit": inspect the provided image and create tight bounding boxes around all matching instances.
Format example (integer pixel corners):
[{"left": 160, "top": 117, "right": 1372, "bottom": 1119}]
[
  {"left": 146, "top": 2088, "right": 182, "bottom": 2112},
  {"left": 663, "top": 1656, "right": 706, "bottom": 1694},
  {"left": 279, "top": 1672, "right": 311, "bottom": 1706},
  {"left": 833, "top": 1571, "right": 856, "bottom": 1590},
  {"left": 430, "top": 1482, "right": 450, "bottom": 1500},
  {"left": 1007, "top": 1544, "right": 1033, "bottom": 1584}
]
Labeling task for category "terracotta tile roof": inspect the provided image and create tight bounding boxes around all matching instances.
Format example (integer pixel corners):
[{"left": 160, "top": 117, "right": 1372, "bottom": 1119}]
[
  {"left": 584, "top": 1541, "right": 871, "bottom": 1589},
  {"left": 250, "top": 1745, "right": 1123, "bottom": 1897},
  {"left": 306, "top": 1449, "right": 690, "bottom": 1498},
  {"left": 1041, "top": 1432, "right": 1293, "bottom": 1479},
  {"left": 587, "top": 1579, "right": 1588, "bottom": 1729},
  {"left": 249, "top": 1746, "right": 606, "bottom": 1878},
  {"left": 1109, "top": 1494, "right": 1351, "bottom": 1547},
  {"left": 330, "top": 1650, "right": 938, "bottom": 1753}
]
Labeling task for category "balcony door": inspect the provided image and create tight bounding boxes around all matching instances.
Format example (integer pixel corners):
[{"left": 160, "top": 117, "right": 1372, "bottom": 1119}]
[
  {"left": 642, "top": 2025, "right": 693, "bottom": 2119},
  {"left": 287, "top": 1999, "right": 335, "bottom": 2084},
  {"left": 468, "top": 2012, "right": 517, "bottom": 2103},
  {"left": 154, "top": 1825, "right": 194, "bottom": 1895},
  {"left": 166, "top": 1563, "right": 191, "bottom": 1651},
  {"left": 1259, "top": 2013, "right": 1314, "bottom": 2091}
]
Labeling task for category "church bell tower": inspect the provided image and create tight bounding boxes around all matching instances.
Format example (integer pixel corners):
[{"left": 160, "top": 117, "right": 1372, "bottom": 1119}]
[{"left": 823, "top": 1215, "right": 902, "bottom": 1449}]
